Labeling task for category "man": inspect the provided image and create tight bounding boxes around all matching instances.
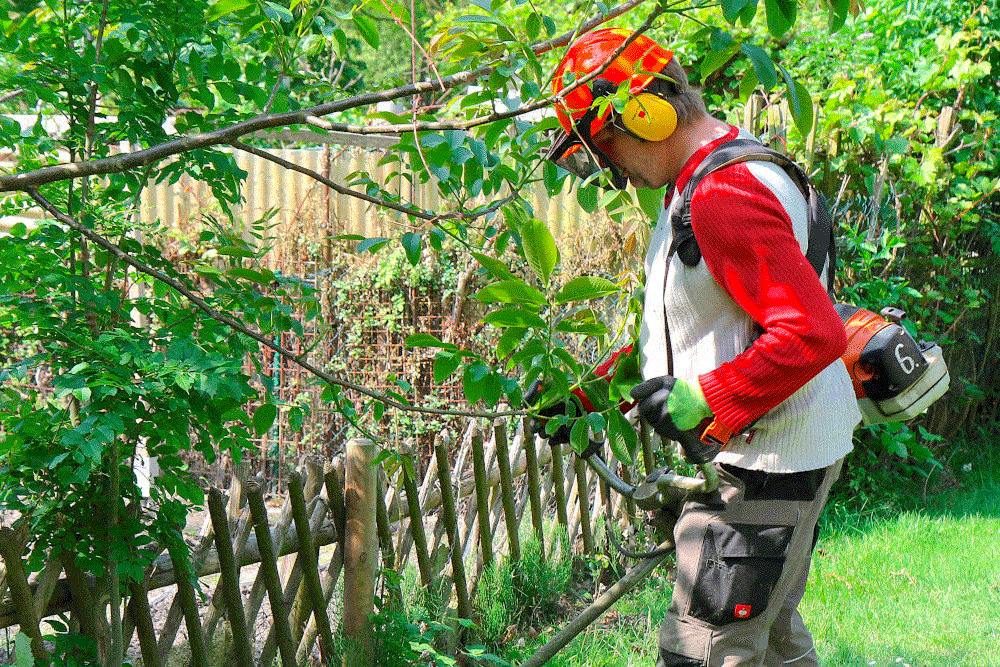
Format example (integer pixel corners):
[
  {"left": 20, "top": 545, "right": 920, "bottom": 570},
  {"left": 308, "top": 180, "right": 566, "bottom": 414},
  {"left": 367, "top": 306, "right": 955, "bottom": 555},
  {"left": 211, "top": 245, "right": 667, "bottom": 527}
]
[{"left": 544, "top": 28, "right": 862, "bottom": 666}]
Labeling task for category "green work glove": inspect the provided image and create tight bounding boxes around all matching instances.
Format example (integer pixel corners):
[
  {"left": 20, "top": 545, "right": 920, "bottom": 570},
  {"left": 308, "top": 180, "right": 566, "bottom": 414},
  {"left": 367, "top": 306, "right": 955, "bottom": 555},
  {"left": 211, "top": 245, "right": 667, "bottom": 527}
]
[{"left": 630, "top": 376, "right": 720, "bottom": 464}]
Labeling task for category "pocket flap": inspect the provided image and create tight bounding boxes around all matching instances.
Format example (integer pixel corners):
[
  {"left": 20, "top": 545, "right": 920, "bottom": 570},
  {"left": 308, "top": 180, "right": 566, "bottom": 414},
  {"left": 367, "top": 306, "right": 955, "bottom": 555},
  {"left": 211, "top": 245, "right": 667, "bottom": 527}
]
[{"left": 712, "top": 523, "right": 793, "bottom": 558}]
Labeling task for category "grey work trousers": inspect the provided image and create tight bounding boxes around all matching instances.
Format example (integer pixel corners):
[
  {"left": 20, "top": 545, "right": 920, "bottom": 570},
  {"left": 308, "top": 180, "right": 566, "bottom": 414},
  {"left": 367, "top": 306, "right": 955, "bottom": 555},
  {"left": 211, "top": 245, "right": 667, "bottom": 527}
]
[{"left": 655, "top": 458, "right": 844, "bottom": 667}]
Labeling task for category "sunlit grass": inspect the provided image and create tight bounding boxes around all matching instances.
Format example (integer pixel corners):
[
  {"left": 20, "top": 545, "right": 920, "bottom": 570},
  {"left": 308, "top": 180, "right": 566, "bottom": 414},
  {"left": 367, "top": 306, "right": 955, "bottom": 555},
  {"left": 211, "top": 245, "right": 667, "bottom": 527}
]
[{"left": 502, "top": 456, "right": 1000, "bottom": 666}]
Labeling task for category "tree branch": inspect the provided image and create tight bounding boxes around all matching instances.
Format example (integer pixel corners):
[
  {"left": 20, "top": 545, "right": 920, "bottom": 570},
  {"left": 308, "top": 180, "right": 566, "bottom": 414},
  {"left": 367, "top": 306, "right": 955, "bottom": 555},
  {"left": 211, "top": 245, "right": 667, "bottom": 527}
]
[
  {"left": 0, "top": 0, "right": 654, "bottom": 193},
  {"left": 228, "top": 139, "right": 520, "bottom": 227},
  {"left": 0, "top": 89, "right": 24, "bottom": 104},
  {"left": 229, "top": 139, "right": 436, "bottom": 220},
  {"left": 26, "top": 189, "right": 523, "bottom": 420}
]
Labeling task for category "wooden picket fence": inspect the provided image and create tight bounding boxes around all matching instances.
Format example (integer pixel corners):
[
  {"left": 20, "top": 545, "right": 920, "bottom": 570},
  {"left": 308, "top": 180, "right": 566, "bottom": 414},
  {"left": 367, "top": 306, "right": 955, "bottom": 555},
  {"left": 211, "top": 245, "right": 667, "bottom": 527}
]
[{"left": 0, "top": 416, "right": 655, "bottom": 666}]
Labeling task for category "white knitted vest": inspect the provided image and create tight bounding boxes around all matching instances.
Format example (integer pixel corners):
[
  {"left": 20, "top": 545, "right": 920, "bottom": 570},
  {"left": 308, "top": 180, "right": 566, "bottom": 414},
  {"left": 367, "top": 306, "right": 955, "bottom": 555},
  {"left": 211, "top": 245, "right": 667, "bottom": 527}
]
[{"left": 638, "top": 147, "right": 860, "bottom": 473}]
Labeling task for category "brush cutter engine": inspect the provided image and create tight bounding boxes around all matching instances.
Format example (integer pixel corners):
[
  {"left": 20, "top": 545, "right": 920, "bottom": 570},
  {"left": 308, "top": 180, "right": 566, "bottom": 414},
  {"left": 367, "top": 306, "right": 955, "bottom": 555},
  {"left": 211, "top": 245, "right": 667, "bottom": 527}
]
[{"left": 836, "top": 304, "right": 950, "bottom": 425}]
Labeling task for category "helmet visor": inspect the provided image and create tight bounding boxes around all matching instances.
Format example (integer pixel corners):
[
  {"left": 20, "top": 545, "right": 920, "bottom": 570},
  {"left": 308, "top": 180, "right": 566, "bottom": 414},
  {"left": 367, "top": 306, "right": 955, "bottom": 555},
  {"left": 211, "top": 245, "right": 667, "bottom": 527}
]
[{"left": 545, "top": 128, "right": 626, "bottom": 190}]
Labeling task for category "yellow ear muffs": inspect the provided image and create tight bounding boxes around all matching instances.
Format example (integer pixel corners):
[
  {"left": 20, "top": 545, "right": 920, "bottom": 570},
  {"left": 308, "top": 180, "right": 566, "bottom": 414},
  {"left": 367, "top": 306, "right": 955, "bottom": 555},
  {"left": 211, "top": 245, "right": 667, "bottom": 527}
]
[{"left": 622, "top": 93, "right": 678, "bottom": 141}]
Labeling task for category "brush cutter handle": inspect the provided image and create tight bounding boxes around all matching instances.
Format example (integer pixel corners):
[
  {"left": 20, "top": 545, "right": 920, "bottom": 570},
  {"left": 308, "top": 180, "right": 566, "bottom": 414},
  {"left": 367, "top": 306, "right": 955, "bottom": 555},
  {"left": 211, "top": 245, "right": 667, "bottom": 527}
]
[{"left": 580, "top": 438, "right": 719, "bottom": 510}]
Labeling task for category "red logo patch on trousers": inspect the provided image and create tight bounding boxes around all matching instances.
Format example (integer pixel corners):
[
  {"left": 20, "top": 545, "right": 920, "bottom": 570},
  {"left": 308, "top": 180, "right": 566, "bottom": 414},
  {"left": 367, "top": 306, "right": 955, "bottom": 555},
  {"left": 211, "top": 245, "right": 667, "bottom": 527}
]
[{"left": 734, "top": 604, "right": 752, "bottom": 619}]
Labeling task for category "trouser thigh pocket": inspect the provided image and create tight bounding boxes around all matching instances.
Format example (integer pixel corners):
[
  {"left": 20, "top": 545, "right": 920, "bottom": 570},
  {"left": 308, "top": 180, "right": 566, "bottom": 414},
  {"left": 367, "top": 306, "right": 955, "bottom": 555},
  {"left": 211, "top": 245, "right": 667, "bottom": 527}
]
[{"left": 688, "top": 522, "right": 794, "bottom": 626}]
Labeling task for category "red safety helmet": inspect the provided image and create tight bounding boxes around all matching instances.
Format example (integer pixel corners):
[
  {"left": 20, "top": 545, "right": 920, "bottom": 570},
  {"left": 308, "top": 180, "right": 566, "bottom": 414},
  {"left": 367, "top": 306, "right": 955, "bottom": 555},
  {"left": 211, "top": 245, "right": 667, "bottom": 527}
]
[{"left": 548, "top": 28, "right": 674, "bottom": 188}]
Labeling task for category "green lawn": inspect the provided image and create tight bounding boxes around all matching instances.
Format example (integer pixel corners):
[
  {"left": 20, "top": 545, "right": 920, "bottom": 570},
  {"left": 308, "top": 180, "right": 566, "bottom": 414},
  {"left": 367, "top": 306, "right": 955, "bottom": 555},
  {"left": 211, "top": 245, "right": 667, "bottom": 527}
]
[
  {"left": 803, "top": 475, "right": 1000, "bottom": 666},
  {"left": 504, "top": 461, "right": 1000, "bottom": 667}
]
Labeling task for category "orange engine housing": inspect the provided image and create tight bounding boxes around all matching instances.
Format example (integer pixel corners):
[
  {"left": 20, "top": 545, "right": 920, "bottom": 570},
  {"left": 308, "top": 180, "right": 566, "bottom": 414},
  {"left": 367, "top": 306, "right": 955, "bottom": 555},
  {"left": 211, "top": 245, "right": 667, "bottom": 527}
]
[{"left": 839, "top": 306, "right": 891, "bottom": 399}]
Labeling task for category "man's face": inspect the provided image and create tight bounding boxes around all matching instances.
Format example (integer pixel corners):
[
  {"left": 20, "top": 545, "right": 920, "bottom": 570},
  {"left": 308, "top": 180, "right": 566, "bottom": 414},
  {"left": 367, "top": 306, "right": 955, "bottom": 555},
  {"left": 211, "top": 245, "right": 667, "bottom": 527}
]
[{"left": 592, "top": 126, "right": 667, "bottom": 190}]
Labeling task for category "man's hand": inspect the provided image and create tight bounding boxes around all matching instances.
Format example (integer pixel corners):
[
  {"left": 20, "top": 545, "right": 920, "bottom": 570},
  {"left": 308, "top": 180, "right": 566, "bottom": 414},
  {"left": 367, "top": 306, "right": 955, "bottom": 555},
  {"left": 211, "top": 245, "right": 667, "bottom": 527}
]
[{"left": 630, "top": 376, "right": 721, "bottom": 464}]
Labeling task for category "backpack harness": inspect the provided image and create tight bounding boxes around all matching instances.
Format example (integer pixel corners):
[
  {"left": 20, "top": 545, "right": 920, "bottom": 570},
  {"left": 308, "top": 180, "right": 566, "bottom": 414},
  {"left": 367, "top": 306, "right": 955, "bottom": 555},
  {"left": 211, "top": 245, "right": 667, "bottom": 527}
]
[{"left": 666, "top": 138, "right": 949, "bottom": 426}]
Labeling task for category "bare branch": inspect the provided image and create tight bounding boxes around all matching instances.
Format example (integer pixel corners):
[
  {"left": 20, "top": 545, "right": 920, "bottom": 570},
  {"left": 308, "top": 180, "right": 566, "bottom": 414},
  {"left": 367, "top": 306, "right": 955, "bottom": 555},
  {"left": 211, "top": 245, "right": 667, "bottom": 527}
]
[
  {"left": 228, "top": 139, "right": 518, "bottom": 226},
  {"left": 229, "top": 139, "right": 435, "bottom": 220},
  {"left": 25, "top": 189, "right": 523, "bottom": 420}
]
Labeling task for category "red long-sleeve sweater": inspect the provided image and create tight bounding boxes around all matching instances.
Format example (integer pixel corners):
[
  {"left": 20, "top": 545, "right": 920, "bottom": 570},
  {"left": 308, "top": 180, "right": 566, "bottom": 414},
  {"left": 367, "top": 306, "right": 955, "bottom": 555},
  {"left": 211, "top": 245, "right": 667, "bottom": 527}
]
[{"left": 679, "top": 131, "right": 847, "bottom": 433}]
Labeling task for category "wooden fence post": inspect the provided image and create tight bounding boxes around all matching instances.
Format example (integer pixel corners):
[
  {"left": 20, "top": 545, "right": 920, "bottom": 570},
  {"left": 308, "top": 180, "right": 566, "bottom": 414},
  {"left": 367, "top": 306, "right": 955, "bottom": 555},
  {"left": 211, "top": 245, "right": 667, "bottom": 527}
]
[
  {"left": 470, "top": 425, "right": 493, "bottom": 572},
  {"left": 434, "top": 438, "right": 472, "bottom": 620},
  {"left": 375, "top": 468, "right": 403, "bottom": 610},
  {"left": 246, "top": 479, "right": 297, "bottom": 667},
  {"left": 521, "top": 416, "right": 545, "bottom": 555},
  {"left": 574, "top": 457, "right": 595, "bottom": 555},
  {"left": 289, "top": 471, "right": 337, "bottom": 662},
  {"left": 165, "top": 543, "right": 210, "bottom": 667},
  {"left": 401, "top": 458, "right": 434, "bottom": 589},
  {"left": 493, "top": 418, "right": 521, "bottom": 561},
  {"left": 207, "top": 487, "right": 254, "bottom": 667},
  {"left": 550, "top": 442, "right": 569, "bottom": 531},
  {"left": 127, "top": 578, "right": 161, "bottom": 667},
  {"left": 343, "top": 438, "right": 378, "bottom": 667}
]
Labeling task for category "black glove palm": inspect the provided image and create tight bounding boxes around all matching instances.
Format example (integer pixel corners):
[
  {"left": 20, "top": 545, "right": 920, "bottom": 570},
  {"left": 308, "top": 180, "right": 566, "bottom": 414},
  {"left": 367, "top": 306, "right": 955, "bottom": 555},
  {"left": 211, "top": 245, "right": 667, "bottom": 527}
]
[{"left": 630, "top": 376, "right": 721, "bottom": 464}]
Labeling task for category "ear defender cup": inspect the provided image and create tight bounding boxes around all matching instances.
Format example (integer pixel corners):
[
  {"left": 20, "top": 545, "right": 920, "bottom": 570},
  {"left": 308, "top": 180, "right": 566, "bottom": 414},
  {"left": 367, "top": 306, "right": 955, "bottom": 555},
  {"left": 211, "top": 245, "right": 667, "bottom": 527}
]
[{"left": 622, "top": 92, "right": 678, "bottom": 141}]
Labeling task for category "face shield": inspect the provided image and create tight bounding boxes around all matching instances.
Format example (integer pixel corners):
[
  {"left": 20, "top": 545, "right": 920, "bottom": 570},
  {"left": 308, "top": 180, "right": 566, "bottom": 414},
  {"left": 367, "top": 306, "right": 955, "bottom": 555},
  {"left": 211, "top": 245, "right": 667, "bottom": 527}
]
[{"left": 545, "top": 124, "right": 627, "bottom": 190}]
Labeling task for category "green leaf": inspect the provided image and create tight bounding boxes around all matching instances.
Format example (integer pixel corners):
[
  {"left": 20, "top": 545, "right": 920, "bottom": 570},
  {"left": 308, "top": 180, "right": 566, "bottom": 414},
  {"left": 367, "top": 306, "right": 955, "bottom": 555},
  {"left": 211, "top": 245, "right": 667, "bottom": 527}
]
[
  {"left": 636, "top": 187, "right": 666, "bottom": 223},
  {"left": 401, "top": 232, "right": 421, "bottom": 266},
  {"left": 885, "top": 436, "right": 908, "bottom": 459},
  {"left": 262, "top": 1, "right": 293, "bottom": 23},
  {"left": 218, "top": 245, "right": 257, "bottom": 258},
  {"left": 474, "top": 280, "right": 547, "bottom": 306},
  {"left": 495, "top": 327, "right": 525, "bottom": 360},
  {"left": 570, "top": 419, "right": 589, "bottom": 455},
  {"left": 701, "top": 44, "right": 739, "bottom": 80},
  {"left": 0, "top": 114, "right": 21, "bottom": 140},
  {"left": 554, "top": 276, "right": 619, "bottom": 303},
  {"left": 764, "top": 0, "right": 796, "bottom": 38},
  {"left": 356, "top": 236, "right": 390, "bottom": 254},
  {"left": 288, "top": 406, "right": 303, "bottom": 432},
  {"left": 227, "top": 267, "right": 275, "bottom": 284},
  {"left": 790, "top": 78, "right": 814, "bottom": 137},
  {"left": 482, "top": 307, "right": 547, "bottom": 329},
  {"left": 607, "top": 409, "right": 638, "bottom": 465},
  {"left": 521, "top": 219, "right": 559, "bottom": 286},
  {"left": 554, "top": 314, "right": 609, "bottom": 336},
  {"left": 829, "top": 0, "right": 850, "bottom": 31},
  {"left": 207, "top": 0, "right": 254, "bottom": 22},
  {"left": 739, "top": 68, "right": 759, "bottom": 101},
  {"left": 405, "top": 333, "right": 451, "bottom": 349},
  {"left": 463, "top": 363, "right": 489, "bottom": 405},
  {"left": 586, "top": 412, "right": 607, "bottom": 433},
  {"left": 741, "top": 43, "right": 777, "bottom": 90},
  {"left": 433, "top": 351, "right": 462, "bottom": 383},
  {"left": 14, "top": 632, "right": 33, "bottom": 667},
  {"left": 577, "top": 183, "right": 598, "bottom": 213},
  {"left": 353, "top": 13, "right": 379, "bottom": 49},
  {"left": 609, "top": 347, "right": 641, "bottom": 403},
  {"left": 471, "top": 252, "right": 516, "bottom": 280},
  {"left": 253, "top": 403, "right": 277, "bottom": 436},
  {"left": 526, "top": 12, "right": 540, "bottom": 40},
  {"left": 720, "top": 0, "right": 754, "bottom": 23}
]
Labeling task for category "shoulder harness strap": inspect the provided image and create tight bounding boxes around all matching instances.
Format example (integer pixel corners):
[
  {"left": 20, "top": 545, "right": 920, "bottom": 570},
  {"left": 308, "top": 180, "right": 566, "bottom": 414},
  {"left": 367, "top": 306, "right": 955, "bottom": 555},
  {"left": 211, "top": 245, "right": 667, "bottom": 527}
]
[{"left": 667, "top": 138, "right": 836, "bottom": 294}]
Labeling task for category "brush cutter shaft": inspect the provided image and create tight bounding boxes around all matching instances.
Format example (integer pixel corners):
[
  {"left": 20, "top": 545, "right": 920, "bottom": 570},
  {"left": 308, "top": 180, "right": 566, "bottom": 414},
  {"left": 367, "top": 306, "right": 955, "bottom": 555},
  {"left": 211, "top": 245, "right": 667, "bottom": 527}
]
[{"left": 584, "top": 450, "right": 719, "bottom": 510}]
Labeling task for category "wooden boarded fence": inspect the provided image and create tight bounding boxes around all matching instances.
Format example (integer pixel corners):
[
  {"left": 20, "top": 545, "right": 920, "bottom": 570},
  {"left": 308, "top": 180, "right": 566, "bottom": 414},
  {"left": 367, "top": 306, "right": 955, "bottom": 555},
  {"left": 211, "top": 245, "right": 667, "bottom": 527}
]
[{"left": 0, "top": 417, "right": 652, "bottom": 665}]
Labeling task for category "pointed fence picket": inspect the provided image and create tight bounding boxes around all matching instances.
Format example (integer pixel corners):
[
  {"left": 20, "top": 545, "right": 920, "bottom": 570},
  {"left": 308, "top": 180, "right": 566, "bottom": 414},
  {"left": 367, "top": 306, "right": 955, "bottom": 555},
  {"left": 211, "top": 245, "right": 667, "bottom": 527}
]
[{"left": 0, "top": 417, "right": 649, "bottom": 665}]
